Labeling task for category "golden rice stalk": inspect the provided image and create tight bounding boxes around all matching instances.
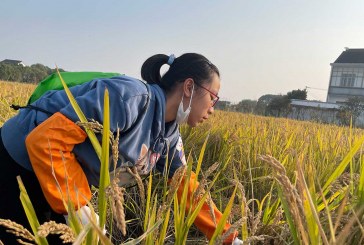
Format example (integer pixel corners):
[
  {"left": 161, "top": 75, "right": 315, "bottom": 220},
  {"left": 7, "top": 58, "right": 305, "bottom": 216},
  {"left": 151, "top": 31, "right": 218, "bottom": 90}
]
[
  {"left": 230, "top": 178, "right": 249, "bottom": 240},
  {"left": 76, "top": 120, "right": 103, "bottom": 134},
  {"left": 97, "top": 88, "right": 111, "bottom": 232},
  {"left": 332, "top": 190, "right": 349, "bottom": 236},
  {"left": 107, "top": 176, "right": 126, "bottom": 236},
  {"left": 193, "top": 162, "right": 220, "bottom": 204},
  {"left": 243, "top": 235, "right": 272, "bottom": 243},
  {"left": 0, "top": 219, "right": 35, "bottom": 242},
  {"left": 273, "top": 208, "right": 283, "bottom": 225},
  {"left": 193, "top": 175, "right": 206, "bottom": 205},
  {"left": 192, "top": 163, "right": 221, "bottom": 227},
  {"left": 57, "top": 68, "right": 102, "bottom": 158},
  {"left": 191, "top": 172, "right": 217, "bottom": 227},
  {"left": 16, "top": 239, "right": 35, "bottom": 245},
  {"left": 297, "top": 164, "right": 329, "bottom": 245},
  {"left": 152, "top": 166, "right": 187, "bottom": 241},
  {"left": 156, "top": 203, "right": 168, "bottom": 222},
  {"left": 154, "top": 202, "right": 171, "bottom": 242},
  {"left": 208, "top": 186, "right": 238, "bottom": 244},
  {"left": 206, "top": 192, "right": 217, "bottom": 227},
  {"left": 258, "top": 154, "right": 308, "bottom": 244},
  {"left": 76, "top": 119, "right": 120, "bottom": 172},
  {"left": 166, "top": 166, "right": 186, "bottom": 204},
  {"left": 217, "top": 217, "right": 246, "bottom": 244},
  {"left": 330, "top": 172, "right": 360, "bottom": 194},
  {"left": 351, "top": 207, "right": 364, "bottom": 236},
  {"left": 230, "top": 179, "right": 249, "bottom": 218},
  {"left": 37, "top": 221, "right": 75, "bottom": 243},
  {"left": 155, "top": 166, "right": 187, "bottom": 229},
  {"left": 335, "top": 206, "right": 364, "bottom": 244},
  {"left": 16, "top": 176, "right": 48, "bottom": 245},
  {"left": 205, "top": 163, "right": 221, "bottom": 226},
  {"left": 204, "top": 162, "right": 220, "bottom": 179},
  {"left": 251, "top": 210, "right": 262, "bottom": 236},
  {"left": 111, "top": 128, "right": 120, "bottom": 172},
  {"left": 76, "top": 120, "right": 119, "bottom": 143},
  {"left": 126, "top": 166, "right": 145, "bottom": 210}
]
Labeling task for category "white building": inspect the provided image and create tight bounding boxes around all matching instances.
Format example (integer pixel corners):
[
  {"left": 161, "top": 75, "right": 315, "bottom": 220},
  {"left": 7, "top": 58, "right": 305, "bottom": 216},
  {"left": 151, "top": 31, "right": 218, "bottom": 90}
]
[
  {"left": 288, "top": 48, "right": 364, "bottom": 127},
  {"left": 327, "top": 48, "right": 364, "bottom": 103},
  {"left": 289, "top": 99, "right": 340, "bottom": 124}
]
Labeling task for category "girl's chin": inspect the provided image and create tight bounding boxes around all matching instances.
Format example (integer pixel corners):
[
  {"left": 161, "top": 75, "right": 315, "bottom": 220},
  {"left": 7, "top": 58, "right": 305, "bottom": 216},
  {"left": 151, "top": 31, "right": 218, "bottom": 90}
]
[{"left": 187, "top": 121, "right": 199, "bottom": 127}]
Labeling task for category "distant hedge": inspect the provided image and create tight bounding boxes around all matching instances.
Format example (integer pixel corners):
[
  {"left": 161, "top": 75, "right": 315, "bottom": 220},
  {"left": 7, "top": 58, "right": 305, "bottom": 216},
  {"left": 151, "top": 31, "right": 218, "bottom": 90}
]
[{"left": 0, "top": 63, "right": 65, "bottom": 83}]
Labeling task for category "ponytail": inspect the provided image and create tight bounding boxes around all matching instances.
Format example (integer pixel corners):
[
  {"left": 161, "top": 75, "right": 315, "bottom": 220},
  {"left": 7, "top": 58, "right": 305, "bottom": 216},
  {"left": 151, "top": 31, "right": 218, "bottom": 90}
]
[
  {"left": 141, "top": 54, "right": 169, "bottom": 86},
  {"left": 141, "top": 53, "right": 219, "bottom": 93}
]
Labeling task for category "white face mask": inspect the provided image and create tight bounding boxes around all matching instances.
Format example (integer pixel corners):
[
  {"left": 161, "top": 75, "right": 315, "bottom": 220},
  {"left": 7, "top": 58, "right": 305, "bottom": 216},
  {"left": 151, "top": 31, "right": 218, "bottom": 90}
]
[{"left": 176, "top": 84, "right": 194, "bottom": 124}]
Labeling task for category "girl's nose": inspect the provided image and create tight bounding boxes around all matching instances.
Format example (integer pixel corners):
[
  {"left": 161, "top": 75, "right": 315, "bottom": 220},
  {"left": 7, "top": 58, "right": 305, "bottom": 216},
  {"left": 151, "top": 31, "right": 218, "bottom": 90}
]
[{"left": 208, "top": 106, "right": 214, "bottom": 114}]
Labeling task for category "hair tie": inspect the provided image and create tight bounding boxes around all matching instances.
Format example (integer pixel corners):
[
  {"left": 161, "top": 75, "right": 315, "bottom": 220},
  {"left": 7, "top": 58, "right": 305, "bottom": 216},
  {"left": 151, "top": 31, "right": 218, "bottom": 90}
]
[{"left": 167, "top": 54, "right": 175, "bottom": 65}]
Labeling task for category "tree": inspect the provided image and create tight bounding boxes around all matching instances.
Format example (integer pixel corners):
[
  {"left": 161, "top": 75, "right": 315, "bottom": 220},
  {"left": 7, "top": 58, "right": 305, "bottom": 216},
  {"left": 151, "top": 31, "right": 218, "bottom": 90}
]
[
  {"left": 0, "top": 63, "right": 12, "bottom": 80},
  {"left": 31, "top": 63, "right": 52, "bottom": 74},
  {"left": 255, "top": 94, "right": 280, "bottom": 115},
  {"left": 0, "top": 63, "right": 22, "bottom": 81},
  {"left": 215, "top": 100, "right": 232, "bottom": 111},
  {"left": 287, "top": 89, "right": 307, "bottom": 100},
  {"left": 22, "top": 66, "right": 39, "bottom": 83},
  {"left": 262, "top": 88, "right": 307, "bottom": 117},
  {"left": 0, "top": 62, "right": 65, "bottom": 83},
  {"left": 266, "top": 95, "right": 290, "bottom": 117},
  {"left": 234, "top": 99, "right": 257, "bottom": 113},
  {"left": 337, "top": 96, "right": 364, "bottom": 126},
  {"left": 29, "top": 66, "right": 48, "bottom": 83}
]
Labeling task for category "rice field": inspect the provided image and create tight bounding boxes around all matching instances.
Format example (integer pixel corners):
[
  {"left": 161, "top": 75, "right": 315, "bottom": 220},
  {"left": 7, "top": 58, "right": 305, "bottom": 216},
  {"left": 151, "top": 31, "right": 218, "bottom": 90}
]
[
  {"left": 0, "top": 80, "right": 36, "bottom": 125},
  {"left": 1, "top": 79, "right": 364, "bottom": 244}
]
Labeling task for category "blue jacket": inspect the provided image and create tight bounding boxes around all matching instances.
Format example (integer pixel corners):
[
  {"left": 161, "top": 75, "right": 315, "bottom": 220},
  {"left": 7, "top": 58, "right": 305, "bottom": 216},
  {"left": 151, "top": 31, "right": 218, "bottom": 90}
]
[{"left": 1, "top": 75, "right": 185, "bottom": 186}]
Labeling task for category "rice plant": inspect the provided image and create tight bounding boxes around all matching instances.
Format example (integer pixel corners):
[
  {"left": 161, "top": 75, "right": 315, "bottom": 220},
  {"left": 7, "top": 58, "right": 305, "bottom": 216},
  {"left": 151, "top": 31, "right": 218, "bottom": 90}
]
[{"left": 1, "top": 80, "right": 364, "bottom": 244}]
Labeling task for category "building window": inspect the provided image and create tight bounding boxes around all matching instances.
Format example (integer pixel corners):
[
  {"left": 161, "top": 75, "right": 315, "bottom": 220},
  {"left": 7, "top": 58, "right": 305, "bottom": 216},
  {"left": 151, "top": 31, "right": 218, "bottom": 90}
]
[{"left": 340, "top": 73, "right": 356, "bottom": 87}]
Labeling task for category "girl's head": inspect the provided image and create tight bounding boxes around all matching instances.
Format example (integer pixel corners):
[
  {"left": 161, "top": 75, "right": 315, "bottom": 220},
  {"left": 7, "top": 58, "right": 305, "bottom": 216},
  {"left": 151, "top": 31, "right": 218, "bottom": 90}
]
[{"left": 141, "top": 53, "right": 220, "bottom": 127}]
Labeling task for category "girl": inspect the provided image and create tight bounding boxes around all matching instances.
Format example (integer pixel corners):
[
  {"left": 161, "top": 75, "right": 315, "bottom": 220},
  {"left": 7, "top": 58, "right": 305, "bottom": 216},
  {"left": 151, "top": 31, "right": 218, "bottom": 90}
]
[{"left": 0, "top": 53, "right": 241, "bottom": 244}]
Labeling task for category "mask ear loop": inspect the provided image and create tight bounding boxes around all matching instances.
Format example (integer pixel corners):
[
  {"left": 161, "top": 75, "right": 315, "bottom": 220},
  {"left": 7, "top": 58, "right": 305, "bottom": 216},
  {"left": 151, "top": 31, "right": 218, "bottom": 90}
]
[
  {"left": 180, "top": 83, "right": 195, "bottom": 112},
  {"left": 187, "top": 84, "right": 195, "bottom": 108}
]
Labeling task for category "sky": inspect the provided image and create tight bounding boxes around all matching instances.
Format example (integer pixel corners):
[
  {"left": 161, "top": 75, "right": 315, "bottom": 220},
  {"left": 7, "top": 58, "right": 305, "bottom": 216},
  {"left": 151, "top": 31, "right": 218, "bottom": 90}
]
[{"left": 1, "top": 0, "right": 364, "bottom": 103}]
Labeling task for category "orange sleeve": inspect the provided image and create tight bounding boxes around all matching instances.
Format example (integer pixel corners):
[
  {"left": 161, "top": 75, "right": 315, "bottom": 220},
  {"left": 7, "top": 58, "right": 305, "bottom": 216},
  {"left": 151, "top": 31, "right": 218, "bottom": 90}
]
[
  {"left": 25, "top": 112, "right": 91, "bottom": 214},
  {"left": 176, "top": 171, "right": 238, "bottom": 244}
]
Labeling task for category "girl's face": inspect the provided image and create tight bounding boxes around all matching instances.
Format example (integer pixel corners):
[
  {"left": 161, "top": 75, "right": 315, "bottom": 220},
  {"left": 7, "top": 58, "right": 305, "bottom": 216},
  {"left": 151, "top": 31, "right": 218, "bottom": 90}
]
[{"left": 187, "top": 73, "right": 220, "bottom": 127}]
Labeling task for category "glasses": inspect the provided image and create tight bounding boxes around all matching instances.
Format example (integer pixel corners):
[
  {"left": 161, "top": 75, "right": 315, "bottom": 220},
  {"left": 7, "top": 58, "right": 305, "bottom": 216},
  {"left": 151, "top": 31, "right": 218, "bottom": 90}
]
[{"left": 195, "top": 83, "right": 220, "bottom": 107}]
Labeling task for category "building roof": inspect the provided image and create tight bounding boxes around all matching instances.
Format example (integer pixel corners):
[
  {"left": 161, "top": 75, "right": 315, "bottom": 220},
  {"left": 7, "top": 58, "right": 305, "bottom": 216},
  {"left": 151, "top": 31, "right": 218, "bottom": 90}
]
[
  {"left": 291, "top": 99, "right": 339, "bottom": 109},
  {"left": 1, "top": 59, "right": 23, "bottom": 64},
  {"left": 334, "top": 48, "right": 364, "bottom": 63}
]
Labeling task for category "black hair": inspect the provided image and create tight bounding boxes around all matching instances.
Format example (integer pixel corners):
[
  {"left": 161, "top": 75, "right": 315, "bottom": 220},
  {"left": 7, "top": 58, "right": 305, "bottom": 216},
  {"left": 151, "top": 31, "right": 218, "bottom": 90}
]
[{"left": 141, "top": 53, "right": 219, "bottom": 93}]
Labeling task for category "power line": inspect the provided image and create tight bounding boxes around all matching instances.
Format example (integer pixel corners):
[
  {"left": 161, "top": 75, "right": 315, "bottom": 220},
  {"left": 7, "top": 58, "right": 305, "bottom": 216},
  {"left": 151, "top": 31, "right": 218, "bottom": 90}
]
[
  {"left": 305, "top": 86, "right": 328, "bottom": 91},
  {"left": 304, "top": 85, "right": 327, "bottom": 101}
]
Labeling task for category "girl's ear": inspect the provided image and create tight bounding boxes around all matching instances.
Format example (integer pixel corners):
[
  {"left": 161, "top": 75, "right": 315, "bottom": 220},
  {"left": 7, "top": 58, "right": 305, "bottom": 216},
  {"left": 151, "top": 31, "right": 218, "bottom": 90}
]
[{"left": 182, "top": 78, "right": 194, "bottom": 97}]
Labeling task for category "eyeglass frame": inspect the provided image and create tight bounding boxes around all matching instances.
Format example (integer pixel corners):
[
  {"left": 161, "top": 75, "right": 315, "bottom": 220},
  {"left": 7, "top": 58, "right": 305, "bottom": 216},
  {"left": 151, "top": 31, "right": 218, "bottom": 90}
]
[{"left": 194, "top": 82, "right": 220, "bottom": 107}]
